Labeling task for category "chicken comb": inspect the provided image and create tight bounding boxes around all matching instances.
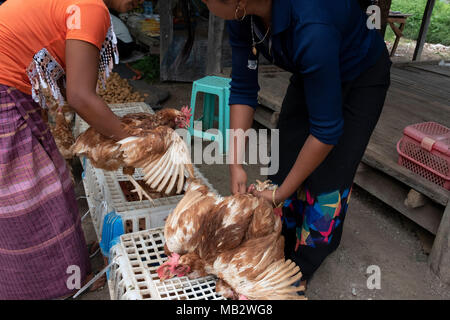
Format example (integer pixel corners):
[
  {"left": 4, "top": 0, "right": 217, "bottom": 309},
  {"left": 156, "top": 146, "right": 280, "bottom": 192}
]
[
  {"left": 181, "top": 105, "right": 193, "bottom": 122},
  {"left": 156, "top": 252, "right": 181, "bottom": 279}
]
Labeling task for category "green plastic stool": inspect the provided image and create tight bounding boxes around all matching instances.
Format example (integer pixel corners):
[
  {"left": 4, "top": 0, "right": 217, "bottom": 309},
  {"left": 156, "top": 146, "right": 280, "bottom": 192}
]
[{"left": 189, "top": 76, "right": 231, "bottom": 153}]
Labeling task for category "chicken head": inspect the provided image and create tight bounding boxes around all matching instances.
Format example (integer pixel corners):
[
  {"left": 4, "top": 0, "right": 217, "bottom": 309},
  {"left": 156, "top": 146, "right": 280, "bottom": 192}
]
[
  {"left": 175, "top": 105, "right": 192, "bottom": 129},
  {"left": 157, "top": 253, "right": 191, "bottom": 281}
]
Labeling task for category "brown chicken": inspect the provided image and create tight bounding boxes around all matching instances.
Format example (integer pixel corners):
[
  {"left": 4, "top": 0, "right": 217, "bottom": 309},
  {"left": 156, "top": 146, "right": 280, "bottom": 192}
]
[
  {"left": 157, "top": 180, "right": 305, "bottom": 300},
  {"left": 71, "top": 107, "right": 194, "bottom": 201},
  {"left": 50, "top": 107, "right": 75, "bottom": 160},
  {"left": 40, "top": 98, "right": 77, "bottom": 183}
]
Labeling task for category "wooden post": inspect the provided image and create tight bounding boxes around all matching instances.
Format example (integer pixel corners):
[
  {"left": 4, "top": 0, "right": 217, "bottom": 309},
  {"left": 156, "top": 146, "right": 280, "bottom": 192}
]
[
  {"left": 206, "top": 13, "right": 225, "bottom": 76},
  {"left": 379, "top": 0, "right": 392, "bottom": 38},
  {"left": 160, "top": 0, "right": 174, "bottom": 81},
  {"left": 413, "top": 0, "right": 436, "bottom": 61},
  {"left": 429, "top": 202, "right": 450, "bottom": 284}
]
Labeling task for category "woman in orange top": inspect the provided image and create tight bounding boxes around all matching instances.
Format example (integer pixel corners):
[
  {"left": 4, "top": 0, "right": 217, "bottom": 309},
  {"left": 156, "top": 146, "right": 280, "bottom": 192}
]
[{"left": 0, "top": 0, "right": 141, "bottom": 299}]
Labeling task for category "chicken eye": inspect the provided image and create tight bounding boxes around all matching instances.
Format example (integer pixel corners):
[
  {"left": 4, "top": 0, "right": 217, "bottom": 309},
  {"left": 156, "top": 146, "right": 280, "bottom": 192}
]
[{"left": 174, "top": 265, "right": 184, "bottom": 272}]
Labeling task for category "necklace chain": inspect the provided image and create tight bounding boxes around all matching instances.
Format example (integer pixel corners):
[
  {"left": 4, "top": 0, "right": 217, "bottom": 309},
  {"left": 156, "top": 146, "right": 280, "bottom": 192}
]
[{"left": 251, "top": 15, "right": 271, "bottom": 54}]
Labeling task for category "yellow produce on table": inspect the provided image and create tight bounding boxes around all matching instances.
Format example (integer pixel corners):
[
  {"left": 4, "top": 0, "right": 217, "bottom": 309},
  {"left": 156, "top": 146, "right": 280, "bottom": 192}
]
[
  {"left": 97, "top": 72, "right": 146, "bottom": 104},
  {"left": 140, "top": 18, "right": 160, "bottom": 37}
]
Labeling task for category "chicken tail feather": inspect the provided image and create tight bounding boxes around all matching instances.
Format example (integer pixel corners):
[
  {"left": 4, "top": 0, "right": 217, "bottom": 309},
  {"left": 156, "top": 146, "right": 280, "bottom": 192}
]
[{"left": 237, "top": 259, "right": 306, "bottom": 300}]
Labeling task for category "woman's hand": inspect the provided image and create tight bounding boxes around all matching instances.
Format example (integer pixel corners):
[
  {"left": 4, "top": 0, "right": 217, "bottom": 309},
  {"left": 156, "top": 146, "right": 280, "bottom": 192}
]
[
  {"left": 248, "top": 184, "right": 287, "bottom": 207},
  {"left": 230, "top": 165, "right": 248, "bottom": 195},
  {"left": 250, "top": 135, "right": 334, "bottom": 206}
]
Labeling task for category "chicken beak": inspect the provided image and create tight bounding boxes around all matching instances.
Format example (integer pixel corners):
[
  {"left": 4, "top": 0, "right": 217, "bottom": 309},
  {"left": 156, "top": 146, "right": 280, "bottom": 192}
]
[
  {"left": 157, "top": 263, "right": 175, "bottom": 281},
  {"left": 175, "top": 117, "right": 190, "bottom": 129},
  {"left": 157, "top": 253, "right": 182, "bottom": 280}
]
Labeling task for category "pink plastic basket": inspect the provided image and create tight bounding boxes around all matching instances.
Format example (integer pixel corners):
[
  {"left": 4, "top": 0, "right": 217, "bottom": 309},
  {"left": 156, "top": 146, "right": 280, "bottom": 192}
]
[{"left": 397, "top": 122, "right": 450, "bottom": 190}]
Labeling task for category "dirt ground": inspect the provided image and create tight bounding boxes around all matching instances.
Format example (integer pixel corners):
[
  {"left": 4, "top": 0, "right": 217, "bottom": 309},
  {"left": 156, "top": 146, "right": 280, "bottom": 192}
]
[
  {"left": 74, "top": 67, "right": 450, "bottom": 301},
  {"left": 386, "top": 38, "right": 450, "bottom": 62}
]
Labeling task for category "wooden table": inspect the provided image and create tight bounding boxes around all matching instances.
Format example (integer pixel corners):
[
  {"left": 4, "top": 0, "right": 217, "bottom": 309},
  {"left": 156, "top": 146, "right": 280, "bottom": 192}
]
[
  {"left": 123, "top": 14, "right": 161, "bottom": 55},
  {"left": 387, "top": 12, "right": 413, "bottom": 57}
]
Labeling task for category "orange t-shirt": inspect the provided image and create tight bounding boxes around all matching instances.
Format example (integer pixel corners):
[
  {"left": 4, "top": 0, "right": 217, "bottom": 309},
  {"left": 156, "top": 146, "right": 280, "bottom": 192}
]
[{"left": 0, "top": 0, "right": 111, "bottom": 95}]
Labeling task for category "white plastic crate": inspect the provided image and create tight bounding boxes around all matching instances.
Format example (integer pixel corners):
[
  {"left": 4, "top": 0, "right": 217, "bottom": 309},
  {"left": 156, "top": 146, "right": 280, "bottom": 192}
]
[
  {"left": 80, "top": 159, "right": 108, "bottom": 241},
  {"left": 73, "top": 102, "right": 154, "bottom": 137},
  {"left": 109, "top": 228, "right": 225, "bottom": 300},
  {"left": 108, "top": 244, "right": 146, "bottom": 300},
  {"left": 101, "top": 165, "right": 217, "bottom": 215},
  {"left": 82, "top": 157, "right": 103, "bottom": 200},
  {"left": 82, "top": 157, "right": 217, "bottom": 239}
]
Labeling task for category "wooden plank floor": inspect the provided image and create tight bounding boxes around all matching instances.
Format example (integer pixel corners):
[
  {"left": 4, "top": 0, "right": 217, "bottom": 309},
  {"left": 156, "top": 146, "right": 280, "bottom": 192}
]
[
  {"left": 364, "top": 63, "right": 450, "bottom": 206},
  {"left": 354, "top": 163, "right": 444, "bottom": 235}
]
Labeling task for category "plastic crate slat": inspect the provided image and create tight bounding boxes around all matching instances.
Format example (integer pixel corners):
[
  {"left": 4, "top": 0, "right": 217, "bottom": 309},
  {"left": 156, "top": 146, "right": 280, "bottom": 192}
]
[
  {"left": 101, "top": 166, "right": 216, "bottom": 211},
  {"left": 110, "top": 228, "right": 225, "bottom": 300},
  {"left": 74, "top": 102, "right": 154, "bottom": 137}
]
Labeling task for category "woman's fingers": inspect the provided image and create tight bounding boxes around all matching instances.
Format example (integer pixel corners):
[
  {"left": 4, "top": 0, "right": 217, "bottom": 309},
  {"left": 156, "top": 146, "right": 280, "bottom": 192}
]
[
  {"left": 251, "top": 190, "right": 273, "bottom": 204},
  {"left": 231, "top": 181, "right": 247, "bottom": 195},
  {"left": 248, "top": 184, "right": 259, "bottom": 197},
  {"left": 230, "top": 165, "right": 248, "bottom": 195},
  {"left": 231, "top": 182, "right": 239, "bottom": 195},
  {"left": 238, "top": 183, "right": 247, "bottom": 194},
  {"left": 231, "top": 180, "right": 244, "bottom": 195}
]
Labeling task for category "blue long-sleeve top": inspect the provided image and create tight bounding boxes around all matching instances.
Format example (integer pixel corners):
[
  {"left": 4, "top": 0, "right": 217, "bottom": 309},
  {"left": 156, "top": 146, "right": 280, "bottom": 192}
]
[{"left": 227, "top": 0, "right": 386, "bottom": 145}]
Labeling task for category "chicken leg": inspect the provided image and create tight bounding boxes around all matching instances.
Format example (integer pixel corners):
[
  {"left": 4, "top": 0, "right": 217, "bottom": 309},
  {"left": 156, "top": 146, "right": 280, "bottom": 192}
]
[{"left": 126, "top": 174, "right": 154, "bottom": 203}]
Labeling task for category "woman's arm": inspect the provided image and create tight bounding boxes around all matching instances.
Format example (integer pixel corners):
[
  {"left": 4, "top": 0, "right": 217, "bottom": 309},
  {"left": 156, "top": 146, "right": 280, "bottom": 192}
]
[
  {"left": 277, "top": 135, "right": 333, "bottom": 201},
  {"left": 229, "top": 104, "right": 255, "bottom": 194},
  {"left": 65, "top": 39, "right": 128, "bottom": 141},
  {"left": 225, "top": 19, "right": 260, "bottom": 195},
  {"left": 252, "top": 135, "right": 333, "bottom": 204},
  {"left": 252, "top": 24, "right": 343, "bottom": 204}
]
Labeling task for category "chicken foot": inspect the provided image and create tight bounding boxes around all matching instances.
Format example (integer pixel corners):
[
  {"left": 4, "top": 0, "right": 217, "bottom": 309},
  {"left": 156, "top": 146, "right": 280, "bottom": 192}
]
[
  {"left": 254, "top": 179, "right": 277, "bottom": 192},
  {"left": 126, "top": 174, "right": 155, "bottom": 203}
]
